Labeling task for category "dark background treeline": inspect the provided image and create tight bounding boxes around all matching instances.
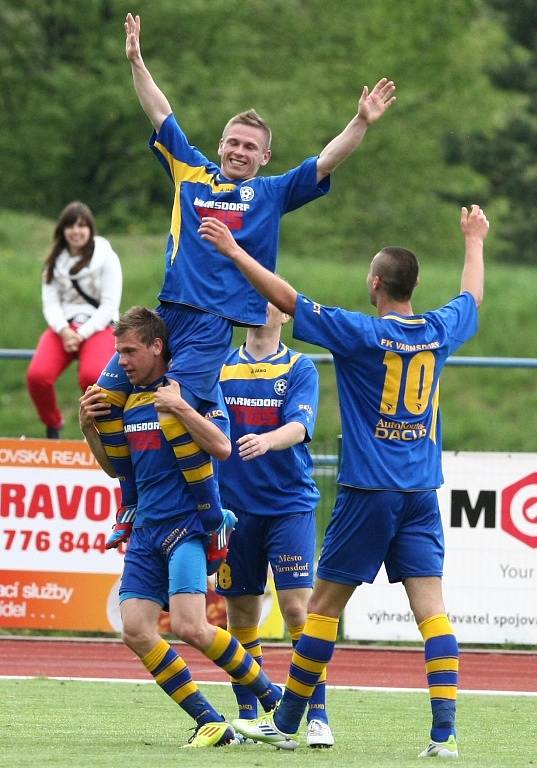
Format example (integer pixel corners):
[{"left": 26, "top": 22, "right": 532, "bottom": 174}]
[{"left": 1, "top": 0, "right": 536, "bottom": 261}]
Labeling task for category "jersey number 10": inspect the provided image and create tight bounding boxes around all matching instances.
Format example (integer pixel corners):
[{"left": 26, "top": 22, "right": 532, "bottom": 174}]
[{"left": 380, "top": 350, "right": 436, "bottom": 415}]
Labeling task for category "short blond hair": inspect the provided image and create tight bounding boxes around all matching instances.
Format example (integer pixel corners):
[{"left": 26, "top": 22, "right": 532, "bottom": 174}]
[{"left": 222, "top": 109, "right": 272, "bottom": 150}]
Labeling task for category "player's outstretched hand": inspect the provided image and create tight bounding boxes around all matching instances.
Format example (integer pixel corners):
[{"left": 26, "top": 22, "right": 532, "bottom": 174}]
[
  {"left": 125, "top": 12, "right": 141, "bottom": 62},
  {"left": 460, "top": 204, "right": 489, "bottom": 241},
  {"left": 198, "top": 217, "right": 241, "bottom": 259},
  {"left": 358, "top": 78, "right": 397, "bottom": 125},
  {"left": 79, "top": 386, "right": 110, "bottom": 429}
]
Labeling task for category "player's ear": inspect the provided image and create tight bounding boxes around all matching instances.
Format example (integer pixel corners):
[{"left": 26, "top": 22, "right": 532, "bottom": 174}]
[
  {"left": 260, "top": 148, "right": 271, "bottom": 166},
  {"left": 281, "top": 312, "right": 291, "bottom": 325},
  {"left": 217, "top": 138, "right": 224, "bottom": 157}
]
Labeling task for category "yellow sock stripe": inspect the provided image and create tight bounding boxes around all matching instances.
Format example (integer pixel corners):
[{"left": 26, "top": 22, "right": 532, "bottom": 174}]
[
  {"left": 205, "top": 627, "right": 233, "bottom": 660},
  {"left": 183, "top": 463, "right": 214, "bottom": 483},
  {"left": 94, "top": 418, "right": 124, "bottom": 435},
  {"left": 418, "top": 613, "right": 454, "bottom": 641},
  {"left": 154, "top": 655, "right": 188, "bottom": 685},
  {"left": 173, "top": 442, "right": 202, "bottom": 459},
  {"left": 230, "top": 625, "right": 261, "bottom": 649},
  {"left": 104, "top": 444, "right": 131, "bottom": 458},
  {"left": 286, "top": 677, "right": 313, "bottom": 699},
  {"left": 229, "top": 626, "right": 261, "bottom": 683},
  {"left": 141, "top": 639, "right": 169, "bottom": 673},
  {"left": 290, "top": 650, "right": 326, "bottom": 675},
  {"left": 233, "top": 663, "right": 260, "bottom": 687},
  {"left": 169, "top": 680, "right": 199, "bottom": 704},
  {"left": 159, "top": 415, "right": 188, "bottom": 441},
  {"left": 304, "top": 613, "right": 339, "bottom": 642},
  {"left": 288, "top": 624, "right": 304, "bottom": 643},
  {"left": 288, "top": 623, "right": 325, "bottom": 681},
  {"left": 426, "top": 657, "right": 459, "bottom": 674},
  {"left": 206, "top": 628, "right": 262, "bottom": 686},
  {"left": 429, "top": 685, "right": 458, "bottom": 700}
]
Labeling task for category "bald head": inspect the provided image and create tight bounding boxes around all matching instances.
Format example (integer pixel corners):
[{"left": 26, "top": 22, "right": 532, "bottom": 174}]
[{"left": 370, "top": 246, "right": 419, "bottom": 302}]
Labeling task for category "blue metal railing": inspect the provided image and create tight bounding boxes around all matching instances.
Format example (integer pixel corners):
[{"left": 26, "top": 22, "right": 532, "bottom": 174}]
[{"left": 2, "top": 348, "right": 537, "bottom": 368}]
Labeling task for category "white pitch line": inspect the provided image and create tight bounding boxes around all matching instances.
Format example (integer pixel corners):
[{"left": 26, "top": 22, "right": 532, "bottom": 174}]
[{"left": 1, "top": 675, "right": 536, "bottom": 696}]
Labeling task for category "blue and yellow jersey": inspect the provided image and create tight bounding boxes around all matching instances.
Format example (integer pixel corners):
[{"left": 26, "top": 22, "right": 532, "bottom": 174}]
[
  {"left": 218, "top": 343, "right": 320, "bottom": 516},
  {"left": 293, "top": 292, "right": 479, "bottom": 491},
  {"left": 150, "top": 114, "right": 330, "bottom": 325},
  {"left": 123, "top": 378, "right": 230, "bottom": 525}
]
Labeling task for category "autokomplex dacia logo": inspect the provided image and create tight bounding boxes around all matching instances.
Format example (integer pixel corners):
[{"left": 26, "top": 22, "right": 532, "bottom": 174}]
[{"left": 451, "top": 472, "right": 537, "bottom": 548}]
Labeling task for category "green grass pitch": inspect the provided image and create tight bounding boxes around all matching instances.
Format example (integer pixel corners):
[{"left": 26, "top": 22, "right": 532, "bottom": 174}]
[{"left": 1, "top": 679, "right": 535, "bottom": 767}]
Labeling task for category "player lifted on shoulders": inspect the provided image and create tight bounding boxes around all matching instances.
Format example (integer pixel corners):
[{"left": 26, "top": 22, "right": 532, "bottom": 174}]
[{"left": 92, "top": 12, "right": 397, "bottom": 563}]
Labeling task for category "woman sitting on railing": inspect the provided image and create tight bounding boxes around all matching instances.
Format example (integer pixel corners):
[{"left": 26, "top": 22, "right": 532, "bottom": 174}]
[{"left": 26, "top": 201, "right": 122, "bottom": 439}]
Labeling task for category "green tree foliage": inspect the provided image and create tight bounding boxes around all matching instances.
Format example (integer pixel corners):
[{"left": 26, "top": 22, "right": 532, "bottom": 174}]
[
  {"left": 0, "top": 0, "right": 512, "bottom": 261},
  {"left": 445, "top": 0, "right": 537, "bottom": 262}
]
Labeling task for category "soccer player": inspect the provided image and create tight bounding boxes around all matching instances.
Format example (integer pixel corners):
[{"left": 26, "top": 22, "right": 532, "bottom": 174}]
[
  {"left": 216, "top": 304, "right": 333, "bottom": 747},
  {"left": 198, "top": 204, "right": 489, "bottom": 757},
  {"left": 79, "top": 307, "right": 282, "bottom": 748},
  {"left": 95, "top": 12, "right": 397, "bottom": 553}
]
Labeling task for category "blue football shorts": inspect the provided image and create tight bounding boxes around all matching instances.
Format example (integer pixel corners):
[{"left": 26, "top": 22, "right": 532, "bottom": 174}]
[
  {"left": 120, "top": 513, "right": 208, "bottom": 607},
  {"left": 316, "top": 486, "right": 444, "bottom": 586},
  {"left": 97, "top": 302, "right": 233, "bottom": 405},
  {"left": 157, "top": 302, "right": 233, "bottom": 403},
  {"left": 215, "top": 508, "right": 316, "bottom": 596}
]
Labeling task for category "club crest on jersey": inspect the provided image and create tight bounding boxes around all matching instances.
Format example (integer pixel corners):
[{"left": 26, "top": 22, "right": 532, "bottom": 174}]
[
  {"left": 274, "top": 379, "right": 287, "bottom": 395},
  {"left": 240, "top": 185, "right": 255, "bottom": 202}
]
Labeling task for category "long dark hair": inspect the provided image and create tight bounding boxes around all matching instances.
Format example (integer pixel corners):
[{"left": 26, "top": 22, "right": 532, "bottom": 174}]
[{"left": 43, "top": 201, "right": 96, "bottom": 283}]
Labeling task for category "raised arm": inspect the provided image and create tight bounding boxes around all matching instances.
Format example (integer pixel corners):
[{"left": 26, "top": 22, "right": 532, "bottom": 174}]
[
  {"left": 460, "top": 205, "right": 489, "bottom": 307},
  {"left": 198, "top": 217, "right": 298, "bottom": 316},
  {"left": 125, "top": 13, "right": 172, "bottom": 131},
  {"left": 316, "top": 77, "right": 396, "bottom": 182}
]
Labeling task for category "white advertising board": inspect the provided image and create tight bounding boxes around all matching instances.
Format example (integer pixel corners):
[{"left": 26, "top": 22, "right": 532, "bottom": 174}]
[{"left": 343, "top": 452, "right": 537, "bottom": 645}]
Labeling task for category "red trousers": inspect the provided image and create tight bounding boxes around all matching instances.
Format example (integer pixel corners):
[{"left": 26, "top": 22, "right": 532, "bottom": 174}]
[{"left": 27, "top": 325, "right": 116, "bottom": 430}]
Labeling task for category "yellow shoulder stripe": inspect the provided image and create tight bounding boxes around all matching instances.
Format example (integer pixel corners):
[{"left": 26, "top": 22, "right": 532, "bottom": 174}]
[{"left": 220, "top": 353, "right": 301, "bottom": 381}]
